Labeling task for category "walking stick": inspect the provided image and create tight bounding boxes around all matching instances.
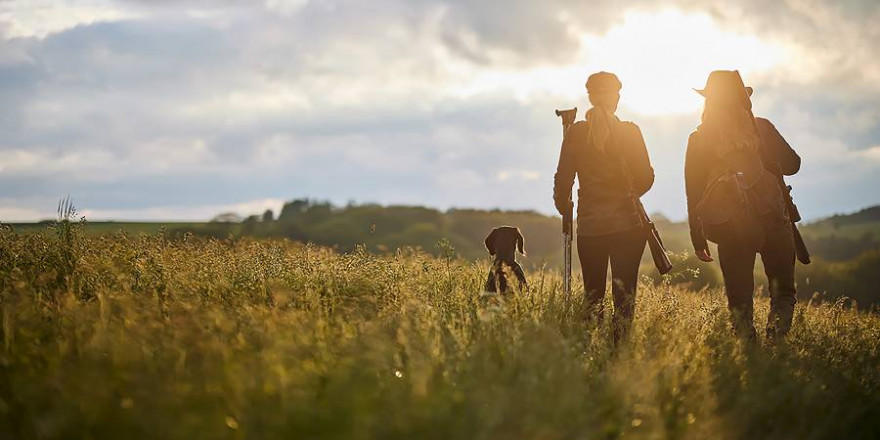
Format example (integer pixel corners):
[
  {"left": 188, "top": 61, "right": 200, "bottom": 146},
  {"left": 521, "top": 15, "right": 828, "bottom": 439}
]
[{"left": 555, "top": 108, "right": 577, "bottom": 300}]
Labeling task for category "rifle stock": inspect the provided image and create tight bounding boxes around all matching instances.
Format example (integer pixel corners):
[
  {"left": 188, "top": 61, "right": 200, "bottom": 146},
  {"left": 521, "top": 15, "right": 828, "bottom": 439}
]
[
  {"left": 618, "top": 132, "right": 673, "bottom": 275},
  {"left": 746, "top": 105, "right": 811, "bottom": 265},
  {"left": 780, "top": 182, "right": 811, "bottom": 264},
  {"left": 792, "top": 223, "right": 810, "bottom": 265},
  {"left": 635, "top": 199, "right": 674, "bottom": 275}
]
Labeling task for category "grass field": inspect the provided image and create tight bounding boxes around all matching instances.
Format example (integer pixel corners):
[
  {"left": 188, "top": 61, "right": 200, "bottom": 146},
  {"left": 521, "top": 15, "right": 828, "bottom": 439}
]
[{"left": 1, "top": 224, "right": 878, "bottom": 439}]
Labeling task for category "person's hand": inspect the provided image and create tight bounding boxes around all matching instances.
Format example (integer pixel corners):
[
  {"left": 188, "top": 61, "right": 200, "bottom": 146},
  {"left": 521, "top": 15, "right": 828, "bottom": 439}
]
[
  {"left": 554, "top": 202, "right": 566, "bottom": 216},
  {"left": 555, "top": 199, "right": 572, "bottom": 217},
  {"left": 695, "top": 248, "right": 714, "bottom": 262}
]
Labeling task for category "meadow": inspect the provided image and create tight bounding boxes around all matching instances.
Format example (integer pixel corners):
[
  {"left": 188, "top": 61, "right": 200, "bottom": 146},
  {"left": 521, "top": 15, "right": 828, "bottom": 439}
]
[
  {"left": 1, "top": 222, "right": 878, "bottom": 439},
  {"left": 15, "top": 200, "right": 880, "bottom": 309}
]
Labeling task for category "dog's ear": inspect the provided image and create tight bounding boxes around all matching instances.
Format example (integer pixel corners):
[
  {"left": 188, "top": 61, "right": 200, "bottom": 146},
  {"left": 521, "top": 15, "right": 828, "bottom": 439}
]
[
  {"left": 484, "top": 228, "right": 497, "bottom": 256},
  {"left": 516, "top": 228, "right": 525, "bottom": 255}
]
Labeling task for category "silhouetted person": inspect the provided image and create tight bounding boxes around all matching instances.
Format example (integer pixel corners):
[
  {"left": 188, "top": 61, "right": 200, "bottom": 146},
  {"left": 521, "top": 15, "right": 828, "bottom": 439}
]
[
  {"left": 685, "top": 70, "right": 801, "bottom": 342},
  {"left": 554, "top": 72, "right": 655, "bottom": 342},
  {"left": 484, "top": 226, "right": 527, "bottom": 293}
]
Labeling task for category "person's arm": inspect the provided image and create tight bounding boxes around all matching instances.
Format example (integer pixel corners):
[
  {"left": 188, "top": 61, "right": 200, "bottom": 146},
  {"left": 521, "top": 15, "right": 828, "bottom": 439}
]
[
  {"left": 621, "top": 122, "right": 654, "bottom": 196},
  {"left": 553, "top": 122, "right": 583, "bottom": 215},
  {"left": 685, "top": 132, "right": 709, "bottom": 253},
  {"left": 756, "top": 117, "right": 800, "bottom": 176}
]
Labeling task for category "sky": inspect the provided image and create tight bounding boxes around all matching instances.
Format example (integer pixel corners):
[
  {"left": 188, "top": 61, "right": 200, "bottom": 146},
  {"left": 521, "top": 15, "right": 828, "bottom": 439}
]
[{"left": 1, "top": 0, "right": 879, "bottom": 222}]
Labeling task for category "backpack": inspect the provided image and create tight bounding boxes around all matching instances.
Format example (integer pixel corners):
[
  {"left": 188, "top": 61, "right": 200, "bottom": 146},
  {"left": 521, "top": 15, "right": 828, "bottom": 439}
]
[{"left": 694, "top": 134, "right": 784, "bottom": 250}]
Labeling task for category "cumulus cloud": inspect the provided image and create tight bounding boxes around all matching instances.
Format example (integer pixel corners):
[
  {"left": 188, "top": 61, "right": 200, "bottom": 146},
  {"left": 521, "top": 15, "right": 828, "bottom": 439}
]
[
  {"left": 0, "top": 0, "right": 140, "bottom": 38},
  {"left": 0, "top": 0, "right": 878, "bottom": 221}
]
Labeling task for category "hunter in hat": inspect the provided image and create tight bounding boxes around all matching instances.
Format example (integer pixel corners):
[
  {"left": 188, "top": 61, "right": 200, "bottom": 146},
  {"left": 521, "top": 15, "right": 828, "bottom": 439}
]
[
  {"left": 553, "top": 71, "right": 656, "bottom": 342},
  {"left": 685, "top": 70, "right": 801, "bottom": 341}
]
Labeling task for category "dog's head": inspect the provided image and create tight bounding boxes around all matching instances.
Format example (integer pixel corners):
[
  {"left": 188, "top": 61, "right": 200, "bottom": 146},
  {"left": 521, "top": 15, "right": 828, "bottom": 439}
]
[{"left": 485, "top": 226, "right": 525, "bottom": 260}]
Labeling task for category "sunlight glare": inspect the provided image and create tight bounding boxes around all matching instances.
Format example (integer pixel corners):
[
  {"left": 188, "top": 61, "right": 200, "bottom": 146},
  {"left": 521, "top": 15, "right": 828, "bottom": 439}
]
[
  {"left": 449, "top": 9, "right": 790, "bottom": 116},
  {"left": 584, "top": 9, "right": 787, "bottom": 116}
]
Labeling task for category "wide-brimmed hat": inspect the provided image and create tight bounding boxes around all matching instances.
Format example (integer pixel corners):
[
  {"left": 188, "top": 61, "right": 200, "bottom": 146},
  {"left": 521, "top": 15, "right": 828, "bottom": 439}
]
[
  {"left": 585, "top": 71, "right": 622, "bottom": 94},
  {"left": 694, "top": 70, "right": 753, "bottom": 98}
]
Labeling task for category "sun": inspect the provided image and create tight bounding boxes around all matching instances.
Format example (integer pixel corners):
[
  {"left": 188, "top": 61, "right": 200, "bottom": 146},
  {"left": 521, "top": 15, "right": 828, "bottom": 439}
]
[
  {"left": 581, "top": 9, "right": 787, "bottom": 116},
  {"left": 450, "top": 8, "right": 789, "bottom": 117}
]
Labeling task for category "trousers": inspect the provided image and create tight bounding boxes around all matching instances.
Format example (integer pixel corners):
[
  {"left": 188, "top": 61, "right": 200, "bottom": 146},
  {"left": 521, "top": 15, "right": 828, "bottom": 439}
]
[
  {"left": 716, "top": 216, "right": 797, "bottom": 340},
  {"left": 577, "top": 228, "right": 646, "bottom": 341}
]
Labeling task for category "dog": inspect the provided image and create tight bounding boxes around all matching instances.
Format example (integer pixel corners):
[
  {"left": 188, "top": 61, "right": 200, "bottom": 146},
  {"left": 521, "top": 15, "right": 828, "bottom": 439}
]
[{"left": 484, "top": 226, "right": 527, "bottom": 293}]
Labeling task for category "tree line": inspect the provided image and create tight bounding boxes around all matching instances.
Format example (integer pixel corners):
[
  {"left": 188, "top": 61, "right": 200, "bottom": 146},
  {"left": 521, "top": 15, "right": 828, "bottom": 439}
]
[{"left": 173, "top": 198, "right": 880, "bottom": 309}]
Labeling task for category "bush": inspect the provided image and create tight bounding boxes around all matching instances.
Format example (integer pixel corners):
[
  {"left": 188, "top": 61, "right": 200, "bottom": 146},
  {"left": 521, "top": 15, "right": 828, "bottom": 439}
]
[{"left": 797, "top": 250, "right": 880, "bottom": 309}]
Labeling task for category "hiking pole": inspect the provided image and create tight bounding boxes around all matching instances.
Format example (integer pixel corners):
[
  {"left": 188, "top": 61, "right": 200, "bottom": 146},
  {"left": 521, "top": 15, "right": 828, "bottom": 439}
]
[{"left": 555, "top": 108, "right": 577, "bottom": 300}]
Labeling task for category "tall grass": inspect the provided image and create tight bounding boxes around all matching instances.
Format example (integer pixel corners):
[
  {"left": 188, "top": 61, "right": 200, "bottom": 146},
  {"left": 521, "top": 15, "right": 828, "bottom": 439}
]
[{"left": 0, "top": 226, "right": 877, "bottom": 439}]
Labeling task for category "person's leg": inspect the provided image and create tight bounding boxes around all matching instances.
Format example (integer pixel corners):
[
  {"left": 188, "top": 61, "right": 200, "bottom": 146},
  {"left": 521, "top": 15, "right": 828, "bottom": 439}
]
[
  {"left": 577, "top": 234, "right": 611, "bottom": 323},
  {"left": 717, "top": 238, "right": 758, "bottom": 341},
  {"left": 608, "top": 229, "right": 647, "bottom": 342},
  {"left": 760, "top": 218, "right": 797, "bottom": 340}
]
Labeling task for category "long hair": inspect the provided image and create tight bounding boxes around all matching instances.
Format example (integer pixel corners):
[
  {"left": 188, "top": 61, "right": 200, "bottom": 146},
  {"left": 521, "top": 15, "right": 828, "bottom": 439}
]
[
  {"left": 699, "top": 97, "right": 760, "bottom": 156},
  {"left": 585, "top": 93, "right": 619, "bottom": 153}
]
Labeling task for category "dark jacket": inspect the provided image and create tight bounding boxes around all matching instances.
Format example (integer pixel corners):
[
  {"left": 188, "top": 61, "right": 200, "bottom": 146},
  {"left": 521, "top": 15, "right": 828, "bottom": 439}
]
[
  {"left": 685, "top": 117, "right": 800, "bottom": 251},
  {"left": 554, "top": 118, "right": 655, "bottom": 236}
]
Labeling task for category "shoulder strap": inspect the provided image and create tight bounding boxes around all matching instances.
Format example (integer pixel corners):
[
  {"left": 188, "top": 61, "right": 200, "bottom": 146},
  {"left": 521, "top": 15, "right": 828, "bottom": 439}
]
[{"left": 613, "top": 123, "right": 639, "bottom": 197}]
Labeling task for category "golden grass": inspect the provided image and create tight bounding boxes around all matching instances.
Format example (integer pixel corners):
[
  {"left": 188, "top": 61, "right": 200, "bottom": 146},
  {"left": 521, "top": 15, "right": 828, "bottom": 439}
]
[{"left": 1, "top": 226, "right": 878, "bottom": 439}]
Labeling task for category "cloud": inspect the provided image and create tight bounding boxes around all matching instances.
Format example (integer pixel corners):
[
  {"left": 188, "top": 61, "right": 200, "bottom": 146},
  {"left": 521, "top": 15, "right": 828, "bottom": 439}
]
[
  {"left": 0, "top": 0, "right": 878, "bottom": 222},
  {"left": 862, "top": 145, "right": 880, "bottom": 159},
  {"left": 0, "top": 203, "right": 45, "bottom": 222},
  {"left": 0, "top": 0, "right": 141, "bottom": 38}
]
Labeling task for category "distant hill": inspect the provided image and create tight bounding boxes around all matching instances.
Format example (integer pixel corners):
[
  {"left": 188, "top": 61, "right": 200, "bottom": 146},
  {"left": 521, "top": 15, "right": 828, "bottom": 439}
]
[
  {"left": 178, "top": 200, "right": 568, "bottom": 268},
  {"left": 182, "top": 199, "right": 880, "bottom": 308},
  {"left": 7, "top": 200, "right": 880, "bottom": 307},
  {"left": 810, "top": 205, "right": 880, "bottom": 227},
  {"left": 800, "top": 206, "right": 880, "bottom": 261},
  {"left": 8, "top": 200, "right": 880, "bottom": 264}
]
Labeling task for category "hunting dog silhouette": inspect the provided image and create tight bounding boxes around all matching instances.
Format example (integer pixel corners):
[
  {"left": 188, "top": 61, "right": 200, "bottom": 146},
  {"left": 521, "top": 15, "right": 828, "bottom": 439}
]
[{"left": 484, "top": 226, "right": 527, "bottom": 293}]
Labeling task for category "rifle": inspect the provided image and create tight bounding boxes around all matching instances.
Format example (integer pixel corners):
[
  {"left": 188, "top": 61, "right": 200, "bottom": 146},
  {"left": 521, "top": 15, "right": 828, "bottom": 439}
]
[
  {"left": 555, "top": 108, "right": 577, "bottom": 299},
  {"left": 742, "top": 96, "right": 811, "bottom": 265},
  {"left": 619, "top": 153, "right": 673, "bottom": 275},
  {"left": 776, "top": 175, "right": 811, "bottom": 264}
]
